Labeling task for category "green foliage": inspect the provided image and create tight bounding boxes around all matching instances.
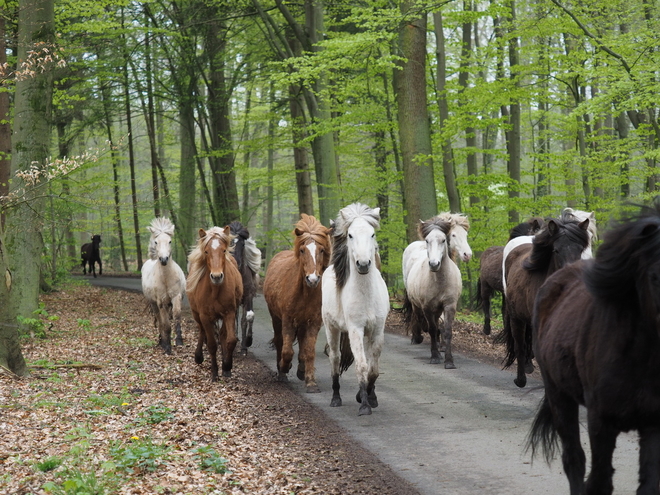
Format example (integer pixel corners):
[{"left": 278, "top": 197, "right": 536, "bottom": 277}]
[
  {"left": 35, "top": 456, "right": 64, "bottom": 473},
  {"left": 193, "top": 445, "right": 230, "bottom": 474},
  {"left": 17, "top": 303, "right": 59, "bottom": 338},
  {"left": 42, "top": 469, "right": 108, "bottom": 495},
  {"left": 76, "top": 319, "right": 91, "bottom": 331},
  {"left": 109, "top": 437, "right": 170, "bottom": 474},
  {"left": 136, "top": 404, "right": 174, "bottom": 425}
]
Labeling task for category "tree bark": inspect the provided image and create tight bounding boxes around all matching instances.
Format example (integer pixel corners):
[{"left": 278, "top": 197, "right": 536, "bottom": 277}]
[{"left": 396, "top": 5, "right": 438, "bottom": 242}]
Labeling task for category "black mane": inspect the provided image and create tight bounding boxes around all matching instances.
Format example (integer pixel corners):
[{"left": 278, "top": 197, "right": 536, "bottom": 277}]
[{"left": 523, "top": 215, "right": 589, "bottom": 272}]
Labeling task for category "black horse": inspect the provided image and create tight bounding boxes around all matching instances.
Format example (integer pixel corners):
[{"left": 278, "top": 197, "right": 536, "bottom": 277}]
[
  {"left": 528, "top": 202, "right": 660, "bottom": 494},
  {"left": 81, "top": 234, "right": 102, "bottom": 278},
  {"left": 229, "top": 221, "right": 262, "bottom": 356}
]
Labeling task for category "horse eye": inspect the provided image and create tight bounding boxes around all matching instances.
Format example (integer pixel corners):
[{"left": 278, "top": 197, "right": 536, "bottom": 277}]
[
  {"left": 348, "top": 234, "right": 353, "bottom": 239},
  {"left": 371, "top": 233, "right": 375, "bottom": 238}
]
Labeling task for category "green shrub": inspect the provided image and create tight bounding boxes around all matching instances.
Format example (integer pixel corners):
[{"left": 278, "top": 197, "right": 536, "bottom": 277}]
[
  {"left": 109, "top": 437, "right": 170, "bottom": 474},
  {"left": 193, "top": 445, "right": 230, "bottom": 474}
]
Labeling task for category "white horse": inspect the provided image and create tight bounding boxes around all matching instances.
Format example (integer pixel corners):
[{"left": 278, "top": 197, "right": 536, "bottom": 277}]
[
  {"left": 141, "top": 217, "right": 187, "bottom": 354},
  {"left": 502, "top": 209, "right": 597, "bottom": 294},
  {"left": 436, "top": 212, "right": 473, "bottom": 263},
  {"left": 323, "top": 203, "right": 390, "bottom": 416},
  {"left": 402, "top": 216, "right": 463, "bottom": 368}
]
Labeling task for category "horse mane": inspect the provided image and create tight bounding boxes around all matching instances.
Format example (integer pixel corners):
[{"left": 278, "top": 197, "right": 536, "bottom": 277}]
[
  {"left": 186, "top": 227, "right": 235, "bottom": 294},
  {"left": 243, "top": 237, "right": 262, "bottom": 275},
  {"left": 435, "top": 212, "right": 470, "bottom": 231},
  {"left": 584, "top": 204, "right": 660, "bottom": 309},
  {"left": 509, "top": 217, "right": 544, "bottom": 240},
  {"left": 331, "top": 203, "right": 380, "bottom": 290},
  {"left": 418, "top": 216, "right": 451, "bottom": 240},
  {"left": 523, "top": 214, "right": 589, "bottom": 272},
  {"left": 564, "top": 207, "right": 598, "bottom": 241},
  {"left": 147, "top": 217, "right": 175, "bottom": 260},
  {"left": 293, "top": 213, "right": 331, "bottom": 260},
  {"left": 229, "top": 220, "right": 249, "bottom": 240}
]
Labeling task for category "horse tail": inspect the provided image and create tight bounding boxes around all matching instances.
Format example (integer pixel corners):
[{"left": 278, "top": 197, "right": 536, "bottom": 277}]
[
  {"left": 474, "top": 277, "right": 483, "bottom": 311},
  {"left": 402, "top": 290, "right": 424, "bottom": 344},
  {"left": 339, "top": 332, "right": 354, "bottom": 374},
  {"left": 525, "top": 395, "right": 559, "bottom": 464}
]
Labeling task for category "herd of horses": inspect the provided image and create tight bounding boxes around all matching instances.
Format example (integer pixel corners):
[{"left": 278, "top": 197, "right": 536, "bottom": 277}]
[{"left": 80, "top": 200, "right": 660, "bottom": 494}]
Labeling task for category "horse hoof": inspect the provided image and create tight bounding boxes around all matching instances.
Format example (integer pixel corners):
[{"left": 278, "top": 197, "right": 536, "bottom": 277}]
[
  {"left": 222, "top": 370, "right": 232, "bottom": 378},
  {"left": 306, "top": 385, "right": 321, "bottom": 394},
  {"left": 330, "top": 397, "right": 342, "bottom": 407},
  {"left": 240, "top": 349, "right": 248, "bottom": 356},
  {"left": 483, "top": 325, "right": 491, "bottom": 336},
  {"left": 411, "top": 335, "right": 424, "bottom": 344},
  {"left": 175, "top": 339, "right": 183, "bottom": 347},
  {"left": 369, "top": 396, "right": 378, "bottom": 408},
  {"left": 358, "top": 405, "right": 372, "bottom": 416},
  {"left": 430, "top": 357, "right": 442, "bottom": 364},
  {"left": 444, "top": 361, "right": 456, "bottom": 370},
  {"left": 525, "top": 362, "right": 535, "bottom": 374},
  {"left": 194, "top": 353, "right": 204, "bottom": 364},
  {"left": 276, "top": 373, "right": 288, "bottom": 383},
  {"left": 245, "top": 336, "right": 253, "bottom": 347},
  {"left": 514, "top": 377, "right": 527, "bottom": 388},
  {"left": 296, "top": 369, "right": 305, "bottom": 381}
]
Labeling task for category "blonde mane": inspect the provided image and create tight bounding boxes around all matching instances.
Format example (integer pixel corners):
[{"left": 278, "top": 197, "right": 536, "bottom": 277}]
[
  {"left": 147, "top": 217, "right": 175, "bottom": 260},
  {"left": 435, "top": 212, "right": 470, "bottom": 231},
  {"left": 186, "top": 227, "right": 235, "bottom": 294}
]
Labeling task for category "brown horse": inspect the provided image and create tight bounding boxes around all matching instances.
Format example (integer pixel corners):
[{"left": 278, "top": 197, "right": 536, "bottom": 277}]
[
  {"left": 186, "top": 226, "right": 243, "bottom": 381},
  {"left": 476, "top": 218, "right": 544, "bottom": 335},
  {"left": 528, "top": 204, "right": 660, "bottom": 494},
  {"left": 501, "top": 212, "right": 589, "bottom": 388},
  {"left": 263, "top": 214, "right": 332, "bottom": 393}
]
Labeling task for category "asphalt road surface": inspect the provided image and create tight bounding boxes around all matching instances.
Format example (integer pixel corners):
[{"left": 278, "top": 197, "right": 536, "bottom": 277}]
[{"left": 90, "top": 275, "right": 642, "bottom": 494}]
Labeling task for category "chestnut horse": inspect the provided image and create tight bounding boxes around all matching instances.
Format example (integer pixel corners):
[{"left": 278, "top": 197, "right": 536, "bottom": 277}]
[
  {"left": 475, "top": 217, "right": 544, "bottom": 335},
  {"left": 187, "top": 227, "right": 243, "bottom": 381},
  {"left": 501, "top": 212, "right": 589, "bottom": 388},
  {"left": 529, "top": 204, "right": 660, "bottom": 494},
  {"left": 263, "top": 214, "right": 332, "bottom": 393}
]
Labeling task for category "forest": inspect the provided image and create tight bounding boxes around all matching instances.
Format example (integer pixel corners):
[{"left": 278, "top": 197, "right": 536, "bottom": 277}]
[{"left": 0, "top": 0, "right": 659, "bottom": 373}]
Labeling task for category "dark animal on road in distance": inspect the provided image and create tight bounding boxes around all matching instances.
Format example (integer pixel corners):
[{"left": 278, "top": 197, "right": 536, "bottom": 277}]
[
  {"left": 81, "top": 234, "right": 102, "bottom": 278},
  {"left": 186, "top": 226, "right": 243, "bottom": 382},
  {"left": 529, "top": 202, "right": 660, "bottom": 495},
  {"left": 500, "top": 212, "right": 589, "bottom": 388}
]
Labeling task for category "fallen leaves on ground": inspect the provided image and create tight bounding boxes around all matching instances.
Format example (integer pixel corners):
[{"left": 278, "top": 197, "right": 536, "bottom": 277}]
[{"left": 1, "top": 281, "right": 421, "bottom": 495}]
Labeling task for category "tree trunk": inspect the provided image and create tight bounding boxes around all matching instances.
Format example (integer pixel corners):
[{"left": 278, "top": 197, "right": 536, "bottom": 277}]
[
  {"left": 0, "top": 16, "right": 10, "bottom": 229},
  {"left": 396, "top": 5, "right": 437, "bottom": 242},
  {"left": 1, "top": 0, "right": 56, "bottom": 375},
  {"left": 289, "top": 85, "right": 314, "bottom": 216},
  {"left": 507, "top": 0, "right": 521, "bottom": 224},
  {"left": 265, "top": 84, "right": 275, "bottom": 267},
  {"left": 433, "top": 12, "right": 461, "bottom": 214}
]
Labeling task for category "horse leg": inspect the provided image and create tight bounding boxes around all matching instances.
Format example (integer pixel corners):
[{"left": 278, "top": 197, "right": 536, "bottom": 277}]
[
  {"left": 481, "top": 281, "right": 493, "bottom": 336},
  {"left": 157, "top": 303, "right": 172, "bottom": 354},
  {"left": 424, "top": 308, "right": 442, "bottom": 365},
  {"left": 98, "top": 257, "right": 102, "bottom": 276},
  {"left": 325, "top": 325, "right": 342, "bottom": 407},
  {"left": 277, "top": 320, "right": 295, "bottom": 382},
  {"left": 510, "top": 318, "right": 528, "bottom": 388},
  {"left": 244, "top": 297, "right": 254, "bottom": 349},
  {"left": 202, "top": 319, "right": 220, "bottom": 382},
  {"left": 362, "top": 328, "right": 383, "bottom": 409},
  {"left": 219, "top": 313, "right": 238, "bottom": 378},
  {"left": 193, "top": 312, "right": 206, "bottom": 365},
  {"left": 172, "top": 295, "right": 183, "bottom": 347},
  {"left": 637, "top": 427, "right": 660, "bottom": 495},
  {"left": 347, "top": 326, "right": 371, "bottom": 416},
  {"left": 585, "top": 412, "right": 618, "bottom": 495},
  {"left": 298, "top": 326, "right": 321, "bottom": 393},
  {"left": 270, "top": 315, "right": 287, "bottom": 382},
  {"left": 442, "top": 305, "right": 457, "bottom": 369}
]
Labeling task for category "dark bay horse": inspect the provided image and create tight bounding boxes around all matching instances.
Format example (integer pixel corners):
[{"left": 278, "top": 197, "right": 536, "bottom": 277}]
[
  {"left": 229, "top": 221, "right": 262, "bottom": 356},
  {"left": 263, "top": 214, "right": 332, "bottom": 393},
  {"left": 501, "top": 213, "right": 589, "bottom": 387},
  {"left": 81, "top": 234, "right": 102, "bottom": 277},
  {"left": 475, "top": 218, "right": 544, "bottom": 335},
  {"left": 529, "top": 204, "right": 660, "bottom": 494},
  {"left": 186, "top": 227, "right": 243, "bottom": 381}
]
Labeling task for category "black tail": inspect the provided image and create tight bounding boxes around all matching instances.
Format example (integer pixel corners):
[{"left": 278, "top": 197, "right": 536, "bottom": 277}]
[
  {"left": 525, "top": 395, "right": 559, "bottom": 464},
  {"left": 339, "top": 332, "right": 354, "bottom": 374},
  {"left": 474, "top": 277, "right": 484, "bottom": 311},
  {"left": 402, "top": 290, "right": 424, "bottom": 344},
  {"left": 494, "top": 315, "right": 533, "bottom": 370}
]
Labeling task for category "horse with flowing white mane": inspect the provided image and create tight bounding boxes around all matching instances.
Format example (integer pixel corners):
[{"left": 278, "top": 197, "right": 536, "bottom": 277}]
[
  {"left": 402, "top": 215, "right": 463, "bottom": 368},
  {"left": 141, "top": 217, "right": 187, "bottom": 354},
  {"left": 323, "top": 203, "right": 389, "bottom": 416}
]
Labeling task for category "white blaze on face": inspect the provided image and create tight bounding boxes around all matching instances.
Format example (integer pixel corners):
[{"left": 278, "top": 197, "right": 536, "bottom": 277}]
[
  {"left": 306, "top": 241, "right": 319, "bottom": 284},
  {"left": 211, "top": 238, "right": 220, "bottom": 250}
]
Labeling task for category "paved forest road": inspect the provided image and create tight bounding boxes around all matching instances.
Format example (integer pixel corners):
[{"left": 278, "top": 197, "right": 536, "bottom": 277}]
[{"left": 91, "top": 276, "right": 641, "bottom": 494}]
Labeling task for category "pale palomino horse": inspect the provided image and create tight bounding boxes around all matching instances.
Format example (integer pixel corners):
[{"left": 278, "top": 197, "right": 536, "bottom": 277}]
[
  {"left": 402, "top": 216, "right": 463, "bottom": 368},
  {"left": 502, "top": 208, "right": 597, "bottom": 293},
  {"left": 229, "top": 221, "right": 262, "bottom": 356},
  {"left": 323, "top": 203, "right": 389, "bottom": 416},
  {"left": 141, "top": 217, "right": 186, "bottom": 354},
  {"left": 435, "top": 212, "right": 473, "bottom": 263}
]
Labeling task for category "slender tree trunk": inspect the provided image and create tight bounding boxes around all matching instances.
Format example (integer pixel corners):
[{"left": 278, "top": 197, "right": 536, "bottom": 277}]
[
  {"left": 396, "top": 6, "right": 438, "bottom": 242},
  {"left": 1, "top": 0, "right": 56, "bottom": 375},
  {"left": 433, "top": 11, "right": 460, "bottom": 214},
  {"left": 265, "top": 84, "right": 275, "bottom": 267},
  {"left": 144, "top": 12, "right": 160, "bottom": 217},
  {"left": 178, "top": 100, "right": 196, "bottom": 266},
  {"left": 289, "top": 86, "right": 314, "bottom": 216},
  {"left": 507, "top": 0, "right": 521, "bottom": 223},
  {"left": 0, "top": 16, "right": 10, "bottom": 229}
]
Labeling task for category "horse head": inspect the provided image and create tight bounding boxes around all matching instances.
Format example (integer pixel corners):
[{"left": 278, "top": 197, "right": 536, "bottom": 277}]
[
  {"left": 419, "top": 218, "right": 451, "bottom": 272},
  {"left": 294, "top": 214, "right": 331, "bottom": 288},
  {"left": 199, "top": 226, "right": 233, "bottom": 286},
  {"left": 91, "top": 234, "right": 101, "bottom": 246},
  {"left": 345, "top": 216, "right": 378, "bottom": 275},
  {"left": 147, "top": 218, "right": 175, "bottom": 266},
  {"left": 436, "top": 213, "right": 472, "bottom": 262},
  {"left": 525, "top": 217, "right": 590, "bottom": 273}
]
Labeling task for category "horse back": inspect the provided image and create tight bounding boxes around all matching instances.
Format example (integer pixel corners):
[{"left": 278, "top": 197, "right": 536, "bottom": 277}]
[{"left": 479, "top": 246, "right": 504, "bottom": 292}]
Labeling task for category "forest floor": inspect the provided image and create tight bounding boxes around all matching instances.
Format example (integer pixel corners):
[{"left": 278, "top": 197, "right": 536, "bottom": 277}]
[{"left": 0, "top": 280, "right": 507, "bottom": 495}]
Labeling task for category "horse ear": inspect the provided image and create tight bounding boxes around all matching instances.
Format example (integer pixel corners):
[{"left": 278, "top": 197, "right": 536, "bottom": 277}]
[
  {"left": 198, "top": 228, "right": 206, "bottom": 239},
  {"left": 579, "top": 219, "right": 590, "bottom": 231},
  {"left": 372, "top": 207, "right": 380, "bottom": 219},
  {"left": 223, "top": 225, "right": 231, "bottom": 236},
  {"left": 641, "top": 223, "right": 659, "bottom": 237},
  {"left": 547, "top": 219, "right": 558, "bottom": 236},
  {"left": 294, "top": 227, "right": 303, "bottom": 237},
  {"left": 531, "top": 219, "right": 541, "bottom": 230}
]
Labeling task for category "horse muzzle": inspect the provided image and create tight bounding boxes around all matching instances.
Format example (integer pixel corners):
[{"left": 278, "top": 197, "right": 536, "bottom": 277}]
[
  {"left": 461, "top": 252, "right": 473, "bottom": 262},
  {"left": 159, "top": 256, "right": 169, "bottom": 266},
  {"left": 356, "top": 260, "right": 371, "bottom": 275},
  {"left": 210, "top": 272, "right": 225, "bottom": 285},
  {"left": 428, "top": 260, "right": 441, "bottom": 272},
  {"left": 305, "top": 274, "right": 320, "bottom": 288}
]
